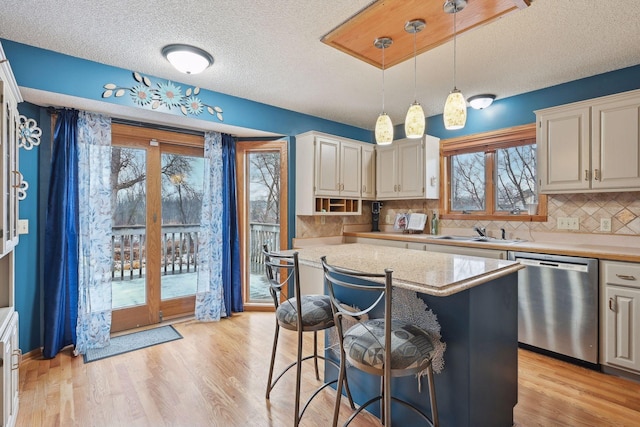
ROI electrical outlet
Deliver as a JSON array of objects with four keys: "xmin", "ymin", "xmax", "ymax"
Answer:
[
  {"xmin": 557, "ymin": 217, "xmax": 568, "ymax": 229},
  {"xmin": 385, "ymin": 215, "xmax": 391, "ymax": 224},
  {"xmin": 320, "ymin": 215, "xmax": 326, "ymax": 225},
  {"xmin": 17, "ymin": 219, "xmax": 29, "ymax": 234},
  {"xmin": 557, "ymin": 217, "xmax": 579, "ymax": 230},
  {"xmin": 601, "ymin": 217, "xmax": 612, "ymax": 232},
  {"xmin": 567, "ymin": 217, "xmax": 579, "ymax": 230}
]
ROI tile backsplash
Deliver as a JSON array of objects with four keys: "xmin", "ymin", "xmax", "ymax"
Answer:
[{"xmin": 295, "ymin": 192, "xmax": 640, "ymax": 238}]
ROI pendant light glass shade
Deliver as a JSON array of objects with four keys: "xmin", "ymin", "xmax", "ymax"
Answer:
[
  {"xmin": 375, "ymin": 113, "xmax": 394, "ymax": 145},
  {"xmin": 443, "ymin": 0, "xmax": 467, "ymax": 130},
  {"xmin": 443, "ymin": 89, "xmax": 467, "ymax": 130},
  {"xmin": 405, "ymin": 102, "xmax": 425, "ymax": 138},
  {"xmin": 404, "ymin": 19, "xmax": 426, "ymax": 139},
  {"xmin": 374, "ymin": 37, "xmax": 393, "ymax": 145}
]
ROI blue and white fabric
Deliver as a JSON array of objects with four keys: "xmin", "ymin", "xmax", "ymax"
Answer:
[
  {"xmin": 195, "ymin": 131, "xmax": 226, "ymax": 320},
  {"xmin": 75, "ymin": 111, "xmax": 113, "ymax": 354}
]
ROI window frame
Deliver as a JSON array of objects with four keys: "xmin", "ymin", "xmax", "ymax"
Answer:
[{"xmin": 440, "ymin": 123, "xmax": 547, "ymax": 222}]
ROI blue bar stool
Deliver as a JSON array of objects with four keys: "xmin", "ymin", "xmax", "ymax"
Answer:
[
  {"xmin": 263, "ymin": 246, "xmax": 354, "ymax": 426},
  {"xmin": 321, "ymin": 256, "xmax": 439, "ymax": 427}
]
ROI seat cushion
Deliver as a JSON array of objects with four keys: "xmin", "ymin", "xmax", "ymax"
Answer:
[
  {"xmin": 343, "ymin": 319, "xmax": 435, "ymax": 373},
  {"xmin": 276, "ymin": 295, "xmax": 334, "ymax": 331}
]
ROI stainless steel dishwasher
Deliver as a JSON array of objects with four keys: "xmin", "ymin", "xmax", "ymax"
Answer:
[{"xmin": 508, "ymin": 251, "xmax": 599, "ymax": 364}]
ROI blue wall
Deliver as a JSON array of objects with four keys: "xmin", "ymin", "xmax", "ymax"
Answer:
[{"xmin": 5, "ymin": 37, "xmax": 640, "ymax": 353}]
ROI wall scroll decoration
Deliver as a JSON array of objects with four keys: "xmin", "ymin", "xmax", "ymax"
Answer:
[
  {"xmin": 13, "ymin": 171, "xmax": 30, "ymax": 200},
  {"xmin": 102, "ymin": 72, "xmax": 224, "ymax": 121},
  {"xmin": 18, "ymin": 115, "xmax": 42, "ymax": 149}
]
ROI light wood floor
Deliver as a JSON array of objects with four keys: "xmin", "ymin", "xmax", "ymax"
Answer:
[{"xmin": 17, "ymin": 312, "xmax": 640, "ymax": 427}]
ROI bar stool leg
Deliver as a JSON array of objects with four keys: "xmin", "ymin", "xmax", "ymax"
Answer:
[
  {"xmin": 313, "ymin": 331, "xmax": 320, "ymax": 380},
  {"xmin": 427, "ymin": 365, "xmax": 439, "ymax": 427},
  {"xmin": 266, "ymin": 322, "xmax": 280, "ymax": 399},
  {"xmin": 294, "ymin": 327, "xmax": 303, "ymax": 427}
]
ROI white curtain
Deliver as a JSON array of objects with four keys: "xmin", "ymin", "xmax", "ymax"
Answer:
[
  {"xmin": 75, "ymin": 111, "xmax": 113, "ymax": 354},
  {"xmin": 195, "ymin": 131, "xmax": 226, "ymax": 320}
]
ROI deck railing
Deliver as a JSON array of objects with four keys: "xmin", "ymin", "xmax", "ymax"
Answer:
[{"xmin": 111, "ymin": 222, "xmax": 280, "ymax": 280}]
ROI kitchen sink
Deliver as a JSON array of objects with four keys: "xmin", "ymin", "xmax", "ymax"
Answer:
[{"xmin": 432, "ymin": 235, "xmax": 526, "ymax": 244}]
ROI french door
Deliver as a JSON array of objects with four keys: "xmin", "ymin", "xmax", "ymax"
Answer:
[
  {"xmin": 111, "ymin": 124, "xmax": 204, "ymax": 331},
  {"xmin": 236, "ymin": 140, "xmax": 288, "ymax": 309}
]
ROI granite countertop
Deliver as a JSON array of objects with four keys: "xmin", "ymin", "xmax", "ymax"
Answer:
[
  {"xmin": 342, "ymin": 231, "xmax": 640, "ymax": 263},
  {"xmin": 294, "ymin": 243, "xmax": 523, "ymax": 297}
]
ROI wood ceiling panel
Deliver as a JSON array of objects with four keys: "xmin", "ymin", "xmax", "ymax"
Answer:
[{"xmin": 322, "ymin": 0, "xmax": 530, "ymax": 69}]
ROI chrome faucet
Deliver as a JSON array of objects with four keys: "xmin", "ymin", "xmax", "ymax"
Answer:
[{"xmin": 473, "ymin": 226, "xmax": 486, "ymax": 237}]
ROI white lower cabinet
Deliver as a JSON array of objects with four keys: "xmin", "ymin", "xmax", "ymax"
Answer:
[
  {"xmin": 0, "ymin": 311, "xmax": 18, "ymax": 427},
  {"xmin": 602, "ymin": 260, "xmax": 640, "ymax": 373}
]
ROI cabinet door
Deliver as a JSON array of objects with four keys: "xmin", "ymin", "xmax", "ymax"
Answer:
[
  {"xmin": 339, "ymin": 140, "xmax": 361, "ymax": 197},
  {"xmin": 0, "ymin": 80, "xmax": 6, "ymax": 255},
  {"xmin": 397, "ymin": 139, "xmax": 424, "ymax": 198},
  {"xmin": 605, "ymin": 286, "xmax": 640, "ymax": 372},
  {"xmin": 315, "ymin": 136, "xmax": 340, "ymax": 196},
  {"xmin": 537, "ymin": 106, "xmax": 591, "ymax": 193},
  {"xmin": 361, "ymin": 144, "xmax": 376, "ymax": 199},
  {"xmin": 375, "ymin": 144, "xmax": 397, "ymax": 199},
  {"xmin": 592, "ymin": 96, "xmax": 640, "ymax": 190}
]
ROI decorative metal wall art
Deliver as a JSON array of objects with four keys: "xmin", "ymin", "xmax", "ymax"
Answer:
[
  {"xmin": 102, "ymin": 72, "xmax": 224, "ymax": 121},
  {"xmin": 18, "ymin": 115, "xmax": 42, "ymax": 149}
]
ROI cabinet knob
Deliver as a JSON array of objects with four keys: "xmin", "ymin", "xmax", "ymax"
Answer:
[{"xmin": 608, "ymin": 298, "xmax": 616, "ymax": 312}]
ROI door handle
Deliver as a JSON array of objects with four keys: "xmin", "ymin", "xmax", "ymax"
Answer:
[
  {"xmin": 585, "ymin": 170, "xmax": 590, "ymax": 181},
  {"xmin": 608, "ymin": 298, "xmax": 616, "ymax": 312},
  {"xmin": 594, "ymin": 169, "xmax": 600, "ymax": 181},
  {"xmin": 616, "ymin": 273, "xmax": 636, "ymax": 281}
]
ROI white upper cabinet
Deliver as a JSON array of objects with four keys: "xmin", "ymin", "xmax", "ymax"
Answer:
[
  {"xmin": 361, "ymin": 143, "xmax": 376, "ymax": 200},
  {"xmin": 296, "ymin": 131, "xmax": 368, "ymax": 215},
  {"xmin": 313, "ymin": 134, "xmax": 361, "ymax": 198},
  {"xmin": 375, "ymin": 135, "xmax": 439, "ymax": 200},
  {"xmin": 591, "ymin": 94, "xmax": 640, "ymax": 190},
  {"xmin": 536, "ymin": 89, "xmax": 640, "ymax": 193}
]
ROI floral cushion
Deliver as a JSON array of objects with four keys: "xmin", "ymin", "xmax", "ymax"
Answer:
[
  {"xmin": 343, "ymin": 319, "xmax": 435, "ymax": 372},
  {"xmin": 276, "ymin": 295, "xmax": 334, "ymax": 331}
]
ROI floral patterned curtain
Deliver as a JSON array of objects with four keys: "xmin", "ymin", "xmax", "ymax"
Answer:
[
  {"xmin": 75, "ymin": 112, "xmax": 113, "ymax": 354},
  {"xmin": 195, "ymin": 131, "xmax": 226, "ymax": 320}
]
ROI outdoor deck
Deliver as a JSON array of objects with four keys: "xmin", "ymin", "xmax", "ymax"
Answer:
[{"xmin": 111, "ymin": 222, "xmax": 277, "ymax": 309}]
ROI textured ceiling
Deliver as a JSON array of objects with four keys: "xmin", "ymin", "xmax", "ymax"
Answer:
[{"xmin": 1, "ymin": 0, "xmax": 640, "ymax": 136}]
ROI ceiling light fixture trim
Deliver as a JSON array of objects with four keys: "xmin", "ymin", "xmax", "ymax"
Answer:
[
  {"xmin": 162, "ymin": 44, "xmax": 214, "ymax": 74},
  {"xmin": 468, "ymin": 94, "xmax": 496, "ymax": 109},
  {"xmin": 404, "ymin": 19, "xmax": 426, "ymax": 139}
]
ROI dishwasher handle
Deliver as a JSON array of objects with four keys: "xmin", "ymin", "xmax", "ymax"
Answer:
[{"xmin": 516, "ymin": 257, "xmax": 589, "ymax": 273}]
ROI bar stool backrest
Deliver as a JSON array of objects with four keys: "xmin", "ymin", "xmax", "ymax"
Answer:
[{"xmin": 262, "ymin": 244, "xmax": 302, "ymax": 317}]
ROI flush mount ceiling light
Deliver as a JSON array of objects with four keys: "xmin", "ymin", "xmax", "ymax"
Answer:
[
  {"xmin": 468, "ymin": 94, "xmax": 496, "ymax": 109},
  {"xmin": 374, "ymin": 37, "xmax": 394, "ymax": 145},
  {"xmin": 404, "ymin": 19, "xmax": 427, "ymax": 139},
  {"xmin": 162, "ymin": 44, "xmax": 214, "ymax": 74},
  {"xmin": 443, "ymin": 0, "xmax": 467, "ymax": 130}
]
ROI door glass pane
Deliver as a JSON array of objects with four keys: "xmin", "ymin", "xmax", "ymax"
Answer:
[
  {"xmin": 495, "ymin": 144, "xmax": 537, "ymax": 212},
  {"xmin": 450, "ymin": 152, "xmax": 485, "ymax": 211},
  {"xmin": 111, "ymin": 146, "xmax": 147, "ymax": 309},
  {"xmin": 248, "ymin": 151, "xmax": 280, "ymax": 302},
  {"xmin": 160, "ymin": 153, "xmax": 204, "ymax": 301}
]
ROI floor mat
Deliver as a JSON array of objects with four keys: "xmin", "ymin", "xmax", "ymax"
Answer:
[{"xmin": 83, "ymin": 325, "xmax": 182, "ymax": 363}]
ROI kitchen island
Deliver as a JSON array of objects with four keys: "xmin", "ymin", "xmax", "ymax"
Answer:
[{"xmin": 295, "ymin": 243, "xmax": 523, "ymax": 427}]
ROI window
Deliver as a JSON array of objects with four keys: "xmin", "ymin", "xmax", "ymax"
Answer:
[{"xmin": 441, "ymin": 124, "xmax": 546, "ymax": 220}]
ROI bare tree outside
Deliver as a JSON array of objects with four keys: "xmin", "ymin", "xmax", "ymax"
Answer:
[
  {"xmin": 249, "ymin": 152, "xmax": 280, "ymax": 224},
  {"xmin": 451, "ymin": 152, "xmax": 485, "ymax": 211},
  {"xmin": 450, "ymin": 143, "xmax": 537, "ymax": 213},
  {"xmin": 496, "ymin": 145, "xmax": 537, "ymax": 211}
]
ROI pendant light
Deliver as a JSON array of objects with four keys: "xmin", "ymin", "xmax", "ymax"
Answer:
[
  {"xmin": 374, "ymin": 37, "xmax": 394, "ymax": 145},
  {"xmin": 404, "ymin": 19, "xmax": 426, "ymax": 139},
  {"xmin": 443, "ymin": 0, "xmax": 467, "ymax": 130}
]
